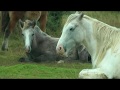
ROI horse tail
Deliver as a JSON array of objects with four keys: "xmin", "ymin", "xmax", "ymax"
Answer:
[{"xmin": 1, "ymin": 11, "xmax": 10, "ymax": 32}]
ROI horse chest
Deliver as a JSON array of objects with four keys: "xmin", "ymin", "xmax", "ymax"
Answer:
[{"xmin": 96, "ymin": 48, "xmax": 120, "ymax": 78}]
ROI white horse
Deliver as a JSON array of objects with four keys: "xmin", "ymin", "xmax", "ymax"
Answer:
[{"xmin": 56, "ymin": 12, "xmax": 120, "ymax": 79}]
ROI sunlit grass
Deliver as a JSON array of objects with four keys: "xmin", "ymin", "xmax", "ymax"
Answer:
[{"xmin": 0, "ymin": 63, "xmax": 91, "ymax": 79}]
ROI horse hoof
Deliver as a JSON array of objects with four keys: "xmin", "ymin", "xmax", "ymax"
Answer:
[{"xmin": 1, "ymin": 46, "xmax": 8, "ymax": 51}]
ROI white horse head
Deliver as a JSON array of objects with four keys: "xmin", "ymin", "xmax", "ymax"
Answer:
[{"xmin": 56, "ymin": 12, "xmax": 86, "ymax": 57}]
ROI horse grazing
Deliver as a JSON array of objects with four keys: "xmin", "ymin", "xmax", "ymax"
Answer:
[
  {"xmin": 56, "ymin": 11, "xmax": 120, "ymax": 79},
  {"xmin": 18, "ymin": 19, "xmax": 90, "ymax": 63},
  {"xmin": 1, "ymin": 11, "xmax": 48, "ymax": 51}
]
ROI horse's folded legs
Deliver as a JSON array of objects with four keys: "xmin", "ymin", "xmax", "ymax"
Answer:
[
  {"xmin": 18, "ymin": 57, "xmax": 26, "ymax": 62},
  {"xmin": 18, "ymin": 57, "xmax": 31, "ymax": 62},
  {"xmin": 79, "ymin": 68, "xmax": 107, "ymax": 79},
  {"xmin": 1, "ymin": 26, "xmax": 10, "ymax": 51}
]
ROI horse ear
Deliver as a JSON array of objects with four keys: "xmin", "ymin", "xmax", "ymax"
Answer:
[
  {"xmin": 19, "ymin": 19, "xmax": 24, "ymax": 30},
  {"xmin": 31, "ymin": 20, "xmax": 37, "ymax": 28},
  {"xmin": 75, "ymin": 11, "xmax": 80, "ymax": 14},
  {"xmin": 78, "ymin": 12, "xmax": 84, "ymax": 20}
]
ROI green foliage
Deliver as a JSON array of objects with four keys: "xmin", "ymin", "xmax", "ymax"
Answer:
[
  {"xmin": 46, "ymin": 11, "xmax": 75, "ymax": 37},
  {"xmin": 46, "ymin": 11, "xmax": 63, "ymax": 37},
  {"xmin": 47, "ymin": 11, "xmax": 64, "ymax": 31}
]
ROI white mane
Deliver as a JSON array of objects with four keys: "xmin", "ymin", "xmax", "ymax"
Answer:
[
  {"xmin": 57, "ymin": 12, "xmax": 120, "ymax": 78},
  {"xmin": 65, "ymin": 13, "xmax": 80, "ymax": 26},
  {"xmin": 84, "ymin": 15, "xmax": 120, "ymax": 66}
]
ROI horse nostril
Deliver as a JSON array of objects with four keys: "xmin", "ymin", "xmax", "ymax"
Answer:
[
  {"xmin": 56, "ymin": 44, "xmax": 65, "ymax": 54},
  {"xmin": 25, "ymin": 46, "xmax": 31, "ymax": 53},
  {"xmin": 60, "ymin": 47, "xmax": 61, "ymax": 50}
]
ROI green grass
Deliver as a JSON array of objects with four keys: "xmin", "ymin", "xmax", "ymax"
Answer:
[
  {"xmin": 0, "ymin": 63, "xmax": 91, "ymax": 79},
  {"xmin": 0, "ymin": 11, "xmax": 120, "ymax": 79}
]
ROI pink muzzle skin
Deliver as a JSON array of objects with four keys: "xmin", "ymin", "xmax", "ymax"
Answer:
[
  {"xmin": 56, "ymin": 44, "xmax": 65, "ymax": 55},
  {"xmin": 56, "ymin": 44, "xmax": 68, "ymax": 57}
]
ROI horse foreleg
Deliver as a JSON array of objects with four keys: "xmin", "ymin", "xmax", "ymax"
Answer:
[
  {"xmin": 34, "ymin": 51, "xmax": 56, "ymax": 62},
  {"xmin": 79, "ymin": 68, "xmax": 108, "ymax": 79},
  {"xmin": 39, "ymin": 11, "xmax": 48, "ymax": 32},
  {"xmin": 1, "ymin": 23, "xmax": 11, "ymax": 51},
  {"xmin": 19, "ymin": 53, "xmax": 34, "ymax": 62},
  {"xmin": 1, "ymin": 19, "xmax": 18, "ymax": 51}
]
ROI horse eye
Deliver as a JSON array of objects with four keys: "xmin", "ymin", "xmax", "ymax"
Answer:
[
  {"xmin": 32, "ymin": 34, "xmax": 34, "ymax": 36},
  {"xmin": 70, "ymin": 27, "xmax": 74, "ymax": 31}
]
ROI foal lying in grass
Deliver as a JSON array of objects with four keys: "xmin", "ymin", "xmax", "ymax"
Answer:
[{"xmin": 18, "ymin": 19, "xmax": 90, "ymax": 63}]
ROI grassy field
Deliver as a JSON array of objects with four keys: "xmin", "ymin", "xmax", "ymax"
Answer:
[
  {"xmin": 0, "ymin": 11, "xmax": 120, "ymax": 79},
  {"xmin": 0, "ymin": 62, "xmax": 91, "ymax": 79}
]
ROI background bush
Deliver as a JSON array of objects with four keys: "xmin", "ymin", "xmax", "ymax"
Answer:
[{"xmin": 46, "ymin": 11, "xmax": 75, "ymax": 37}]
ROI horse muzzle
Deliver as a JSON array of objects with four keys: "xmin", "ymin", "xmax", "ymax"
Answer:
[
  {"xmin": 56, "ymin": 44, "xmax": 68, "ymax": 57},
  {"xmin": 25, "ymin": 46, "xmax": 31, "ymax": 53}
]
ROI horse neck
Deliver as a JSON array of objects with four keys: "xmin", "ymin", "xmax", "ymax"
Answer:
[
  {"xmin": 31, "ymin": 33, "xmax": 37, "ymax": 49},
  {"xmin": 34, "ymin": 28, "xmax": 51, "ymax": 44},
  {"xmin": 81, "ymin": 18, "xmax": 97, "ymax": 65},
  {"xmin": 31, "ymin": 28, "xmax": 43, "ymax": 48}
]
